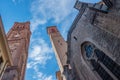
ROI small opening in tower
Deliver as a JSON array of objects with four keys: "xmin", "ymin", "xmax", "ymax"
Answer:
[
  {"xmin": 0, "ymin": 56, "xmax": 3, "ymax": 66},
  {"xmin": 74, "ymin": 36, "xmax": 77, "ymax": 41},
  {"xmin": 51, "ymin": 28, "xmax": 56, "ymax": 33},
  {"xmin": 58, "ymin": 40, "xmax": 60, "ymax": 43},
  {"xmin": 17, "ymin": 26, "xmax": 19, "ymax": 28}
]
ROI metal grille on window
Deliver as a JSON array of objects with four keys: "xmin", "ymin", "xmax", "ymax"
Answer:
[
  {"xmin": 90, "ymin": 59, "xmax": 113, "ymax": 80},
  {"xmin": 94, "ymin": 49, "xmax": 120, "ymax": 79}
]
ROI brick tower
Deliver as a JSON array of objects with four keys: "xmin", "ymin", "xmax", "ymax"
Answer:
[
  {"xmin": 47, "ymin": 26, "xmax": 67, "ymax": 80},
  {"xmin": 2, "ymin": 22, "xmax": 31, "ymax": 80}
]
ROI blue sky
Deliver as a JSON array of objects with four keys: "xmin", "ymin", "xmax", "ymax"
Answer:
[{"xmin": 0, "ymin": 0, "xmax": 100, "ymax": 80}]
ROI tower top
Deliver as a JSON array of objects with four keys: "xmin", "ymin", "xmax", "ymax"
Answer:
[
  {"xmin": 47, "ymin": 26, "xmax": 58, "ymax": 35},
  {"xmin": 12, "ymin": 21, "xmax": 30, "ymax": 30},
  {"xmin": 14, "ymin": 21, "xmax": 30, "ymax": 25}
]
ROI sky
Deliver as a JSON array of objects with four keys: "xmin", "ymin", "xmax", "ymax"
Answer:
[{"xmin": 0, "ymin": 0, "xmax": 100, "ymax": 80}]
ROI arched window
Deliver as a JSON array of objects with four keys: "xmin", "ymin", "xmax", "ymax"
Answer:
[
  {"xmin": 82, "ymin": 43, "xmax": 95, "ymax": 60},
  {"xmin": 82, "ymin": 42, "xmax": 120, "ymax": 80}
]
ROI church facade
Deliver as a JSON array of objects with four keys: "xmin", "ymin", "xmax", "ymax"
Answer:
[{"xmin": 67, "ymin": 0, "xmax": 120, "ymax": 80}]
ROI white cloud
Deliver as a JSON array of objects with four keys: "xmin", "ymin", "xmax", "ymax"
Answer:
[
  {"xmin": 36, "ymin": 73, "xmax": 54, "ymax": 80},
  {"xmin": 32, "ymin": 65, "xmax": 55, "ymax": 80},
  {"xmin": 31, "ymin": 18, "xmax": 47, "ymax": 32},
  {"xmin": 30, "ymin": 0, "xmax": 76, "ymax": 32},
  {"xmin": 26, "ymin": 37, "xmax": 55, "ymax": 80},
  {"xmin": 12, "ymin": 0, "xmax": 16, "ymax": 4},
  {"xmin": 44, "ymin": 76, "xmax": 54, "ymax": 80},
  {"xmin": 12, "ymin": 0, "xmax": 15, "ymax": 3},
  {"xmin": 12, "ymin": 0, "xmax": 23, "ymax": 4},
  {"xmin": 27, "ymin": 38, "xmax": 53, "ymax": 69}
]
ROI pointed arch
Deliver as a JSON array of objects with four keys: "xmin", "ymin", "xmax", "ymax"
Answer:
[{"xmin": 81, "ymin": 41, "xmax": 120, "ymax": 80}]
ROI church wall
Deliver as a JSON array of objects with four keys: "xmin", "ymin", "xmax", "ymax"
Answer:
[{"xmin": 68, "ymin": 1, "xmax": 120, "ymax": 80}]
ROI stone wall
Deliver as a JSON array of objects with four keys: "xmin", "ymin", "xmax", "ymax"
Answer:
[{"xmin": 67, "ymin": 0, "xmax": 120, "ymax": 80}]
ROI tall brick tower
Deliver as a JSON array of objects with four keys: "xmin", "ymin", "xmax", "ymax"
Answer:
[
  {"xmin": 47, "ymin": 26, "xmax": 67, "ymax": 80},
  {"xmin": 2, "ymin": 22, "xmax": 31, "ymax": 80}
]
